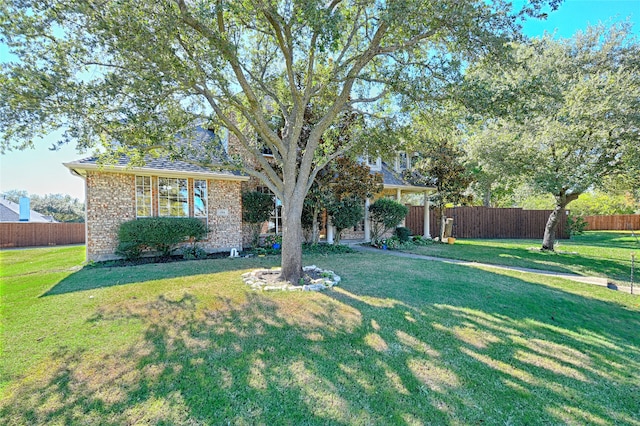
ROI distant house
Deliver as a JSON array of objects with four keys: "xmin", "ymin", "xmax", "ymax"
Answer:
[
  {"xmin": 0, "ymin": 198, "xmax": 57, "ymax": 223},
  {"xmin": 65, "ymin": 126, "xmax": 433, "ymax": 261}
]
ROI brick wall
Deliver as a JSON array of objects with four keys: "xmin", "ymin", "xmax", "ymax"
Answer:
[
  {"xmin": 85, "ymin": 171, "xmax": 244, "ymax": 261},
  {"xmin": 86, "ymin": 171, "xmax": 136, "ymax": 261},
  {"xmin": 204, "ymin": 180, "xmax": 243, "ymax": 251}
]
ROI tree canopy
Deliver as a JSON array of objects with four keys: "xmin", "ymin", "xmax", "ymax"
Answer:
[
  {"xmin": 464, "ymin": 23, "xmax": 640, "ymax": 249},
  {"xmin": 1, "ymin": 0, "xmax": 560, "ymax": 281}
]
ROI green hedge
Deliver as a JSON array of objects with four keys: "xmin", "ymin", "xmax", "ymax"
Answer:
[{"xmin": 116, "ymin": 217, "xmax": 209, "ymax": 259}]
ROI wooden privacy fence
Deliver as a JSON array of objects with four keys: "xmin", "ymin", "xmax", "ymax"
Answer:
[
  {"xmin": 405, "ymin": 206, "xmax": 569, "ymax": 239},
  {"xmin": 0, "ymin": 223, "xmax": 85, "ymax": 248},
  {"xmin": 583, "ymin": 214, "xmax": 640, "ymax": 231}
]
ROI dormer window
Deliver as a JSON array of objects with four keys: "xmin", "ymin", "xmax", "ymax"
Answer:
[
  {"xmin": 365, "ymin": 155, "xmax": 382, "ymax": 171},
  {"xmin": 395, "ymin": 151, "xmax": 409, "ymax": 172}
]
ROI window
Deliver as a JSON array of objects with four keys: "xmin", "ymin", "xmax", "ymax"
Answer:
[
  {"xmin": 193, "ymin": 179, "xmax": 208, "ymax": 218},
  {"xmin": 365, "ymin": 154, "xmax": 382, "ymax": 171},
  {"xmin": 135, "ymin": 176, "xmax": 152, "ymax": 217},
  {"xmin": 258, "ymin": 186, "xmax": 282, "ymax": 234},
  {"xmin": 158, "ymin": 177, "xmax": 189, "ymax": 217},
  {"xmin": 396, "ymin": 151, "xmax": 409, "ymax": 172}
]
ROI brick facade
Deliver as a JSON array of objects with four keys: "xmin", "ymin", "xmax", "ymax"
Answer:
[
  {"xmin": 84, "ymin": 171, "xmax": 244, "ymax": 261},
  {"xmin": 85, "ymin": 171, "xmax": 136, "ymax": 261},
  {"xmin": 204, "ymin": 180, "xmax": 243, "ymax": 251}
]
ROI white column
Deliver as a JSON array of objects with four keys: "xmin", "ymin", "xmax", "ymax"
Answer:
[
  {"xmin": 327, "ymin": 217, "xmax": 334, "ymax": 244},
  {"xmin": 423, "ymin": 192, "xmax": 431, "ymax": 239},
  {"xmin": 364, "ymin": 198, "xmax": 371, "ymax": 242},
  {"xmin": 397, "ymin": 188, "xmax": 405, "ymax": 227}
]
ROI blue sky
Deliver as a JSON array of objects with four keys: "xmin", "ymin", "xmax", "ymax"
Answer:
[{"xmin": 1, "ymin": 0, "xmax": 639, "ymax": 201}]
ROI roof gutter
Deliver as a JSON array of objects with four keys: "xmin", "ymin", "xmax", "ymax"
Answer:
[
  {"xmin": 383, "ymin": 184, "xmax": 437, "ymax": 193},
  {"xmin": 63, "ymin": 162, "xmax": 250, "ymax": 182}
]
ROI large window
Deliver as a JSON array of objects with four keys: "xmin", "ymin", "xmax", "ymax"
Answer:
[
  {"xmin": 193, "ymin": 179, "xmax": 208, "ymax": 218},
  {"xmin": 158, "ymin": 177, "xmax": 189, "ymax": 217},
  {"xmin": 135, "ymin": 176, "xmax": 152, "ymax": 217}
]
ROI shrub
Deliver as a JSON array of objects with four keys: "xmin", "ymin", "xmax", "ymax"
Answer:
[
  {"xmin": 369, "ymin": 198, "xmax": 409, "ymax": 241},
  {"xmin": 180, "ymin": 244, "xmax": 208, "ymax": 260},
  {"xmin": 116, "ymin": 217, "xmax": 208, "ymax": 259},
  {"xmin": 302, "ymin": 243, "xmax": 355, "ymax": 254},
  {"xmin": 328, "ymin": 196, "xmax": 364, "ymax": 244},
  {"xmin": 242, "ymin": 191, "xmax": 274, "ymax": 247},
  {"xmin": 394, "ymin": 226, "xmax": 412, "ymax": 242},
  {"xmin": 566, "ymin": 214, "xmax": 588, "ymax": 237},
  {"xmin": 264, "ymin": 234, "xmax": 282, "ymax": 249},
  {"xmin": 412, "ymin": 235, "xmax": 433, "ymax": 246}
]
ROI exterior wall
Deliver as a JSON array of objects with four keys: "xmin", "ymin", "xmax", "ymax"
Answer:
[
  {"xmin": 85, "ymin": 171, "xmax": 244, "ymax": 261},
  {"xmin": 340, "ymin": 226, "xmax": 365, "ymax": 241},
  {"xmin": 203, "ymin": 179, "xmax": 243, "ymax": 251},
  {"xmin": 85, "ymin": 172, "xmax": 136, "ymax": 261}
]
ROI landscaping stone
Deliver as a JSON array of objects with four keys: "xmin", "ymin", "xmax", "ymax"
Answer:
[{"xmin": 242, "ymin": 266, "xmax": 340, "ymax": 291}]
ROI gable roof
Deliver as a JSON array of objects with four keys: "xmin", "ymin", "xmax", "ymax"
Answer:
[
  {"xmin": 0, "ymin": 198, "xmax": 57, "ymax": 223},
  {"xmin": 64, "ymin": 127, "xmax": 249, "ymax": 181}
]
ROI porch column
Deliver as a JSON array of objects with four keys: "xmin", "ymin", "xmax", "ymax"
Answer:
[
  {"xmin": 327, "ymin": 216, "xmax": 334, "ymax": 244},
  {"xmin": 364, "ymin": 198, "xmax": 371, "ymax": 242},
  {"xmin": 397, "ymin": 188, "xmax": 405, "ymax": 227},
  {"xmin": 423, "ymin": 192, "xmax": 431, "ymax": 239}
]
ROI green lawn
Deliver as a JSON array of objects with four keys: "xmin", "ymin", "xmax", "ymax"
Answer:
[
  {"xmin": 403, "ymin": 231, "xmax": 639, "ymax": 286},
  {"xmin": 1, "ymin": 244, "xmax": 639, "ymax": 425}
]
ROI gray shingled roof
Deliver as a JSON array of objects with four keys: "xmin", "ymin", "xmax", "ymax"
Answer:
[
  {"xmin": 379, "ymin": 162, "xmax": 408, "ymax": 186},
  {"xmin": 66, "ymin": 127, "xmax": 244, "ymax": 178}
]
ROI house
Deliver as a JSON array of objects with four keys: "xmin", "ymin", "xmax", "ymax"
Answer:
[
  {"xmin": 65, "ymin": 127, "xmax": 433, "ymax": 261},
  {"xmin": 0, "ymin": 198, "xmax": 57, "ymax": 223}
]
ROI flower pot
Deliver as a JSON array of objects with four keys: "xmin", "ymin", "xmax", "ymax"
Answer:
[
  {"xmin": 272, "ymin": 243, "xmax": 281, "ymax": 250},
  {"xmin": 382, "ymin": 244, "xmax": 388, "ymax": 250},
  {"xmin": 448, "ymin": 237, "xmax": 456, "ymax": 245}
]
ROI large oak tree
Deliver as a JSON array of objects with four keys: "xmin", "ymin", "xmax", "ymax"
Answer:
[
  {"xmin": 465, "ymin": 24, "xmax": 640, "ymax": 250},
  {"xmin": 1, "ymin": 0, "xmax": 558, "ymax": 282}
]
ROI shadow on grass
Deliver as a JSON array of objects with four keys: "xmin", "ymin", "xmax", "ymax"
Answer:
[
  {"xmin": 42, "ymin": 255, "xmax": 283, "ymax": 296},
  {"xmin": 409, "ymin": 240, "xmax": 634, "ymax": 283},
  {"xmin": 4, "ymin": 252, "xmax": 639, "ymax": 424},
  {"xmin": 568, "ymin": 232, "xmax": 640, "ymax": 250}
]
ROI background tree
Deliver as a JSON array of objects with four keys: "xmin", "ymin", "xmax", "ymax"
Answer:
[
  {"xmin": 408, "ymin": 141, "xmax": 474, "ymax": 240},
  {"xmin": 1, "ymin": 190, "xmax": 85, "ymax": 222},
  {"xmin": 0, "ymin": 0, "xmax": 559, "ymax": 282},
  {"xmin": 465, "ymin": 24, "xmax": 640, "ymax": 250},
  {"xmin": 304, "ymin": 156, "xmax": 383, "ymax": 244}
]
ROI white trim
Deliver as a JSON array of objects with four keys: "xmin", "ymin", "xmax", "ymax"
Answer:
[
  {"xmin": 383, "ymin": 184, "xmax": 436, "ymax": 193},
  {"xmin": 395, "ymin": 151, "xmax": 410, "ymax": 173},
  {"xmin": 135, "ymin": 175, "xmax": 153, "ymax": 218},
  {"xmin": 63, "ymin": 162, "xmax": 250, "ymax": 182}
]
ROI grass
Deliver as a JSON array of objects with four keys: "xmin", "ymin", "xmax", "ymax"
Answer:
[
  {"xmin": 1, "ymin": 243, "xmax": 639, "ymax": 425},
  {"xmin": 403, "ymin": 231, "xmax": 639, "ymax": 286}
]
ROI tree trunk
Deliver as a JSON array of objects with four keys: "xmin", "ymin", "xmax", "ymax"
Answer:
[
  {"xmin": 483, "ymin": 188, "xmax": 491, "ymax": 207},
  {"xmin": 334, "ymin": 228, "xmax": 342, "ymax": 245},
  {"xmin": 280, "ymin": 196, "xmax": 304, "ymax": 284},
  {"xmin": 541, "ymin": 204, "xmax": 563, "ymax": 251},
  {"xmin": 312, "ymin": 206, "xmax": 320, "ymax": 244},
  {"xmin": 542, "ymin": 192, "xmax": 579, "ymax": 251},
  {"xmin": 438, "ymin": 206, "xmax": 447, "ymax": 241}
]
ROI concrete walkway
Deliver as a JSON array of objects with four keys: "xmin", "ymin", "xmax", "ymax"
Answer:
[{"xmin": 352, "ymin": 245, "xmax": 635, "ymax": 294}]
